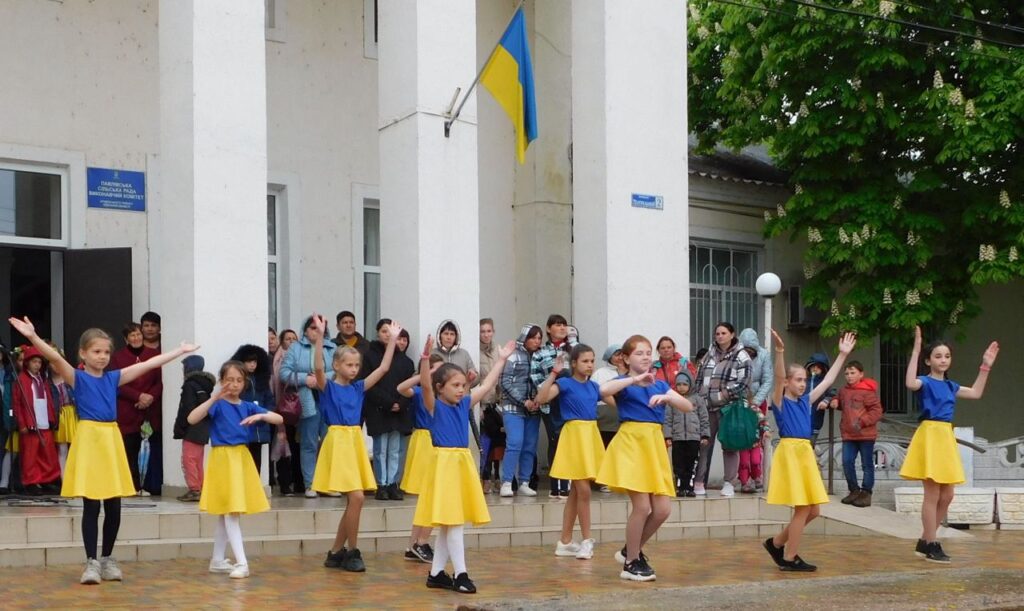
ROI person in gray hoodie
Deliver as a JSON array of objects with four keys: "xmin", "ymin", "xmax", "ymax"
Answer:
[
  {"xmin": 664, "ymin": 370, "xmax": 710, "ymax": 496},
  {"xmin": 497, "ymin": 324, "xmax": 543, "ymax": 498},
  {"xmin": 740, "ymin": 329, "xmax": 774, "ymax": 492},
  {"xmin": 431, "ymin": 319, "xmax": 478, "ymax": 382}
]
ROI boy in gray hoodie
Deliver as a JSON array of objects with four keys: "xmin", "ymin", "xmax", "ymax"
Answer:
[{"xmin": 664, "ymin": 370, "xmax": 710, "ymax": 497}]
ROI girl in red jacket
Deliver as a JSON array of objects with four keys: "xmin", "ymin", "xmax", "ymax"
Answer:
[{"xmin": 11, "ymin": 346, "xmax": 61, "ymax": 493}]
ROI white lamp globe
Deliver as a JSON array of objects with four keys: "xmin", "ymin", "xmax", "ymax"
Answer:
[{"xmin": 756, "ymin": 272, "xmax": 782, "ymax": 297}]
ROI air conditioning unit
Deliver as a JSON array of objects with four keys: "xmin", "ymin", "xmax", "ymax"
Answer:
[{"xmin": 788, "ymin": 285, "xmax": 827, "ymax": 329}]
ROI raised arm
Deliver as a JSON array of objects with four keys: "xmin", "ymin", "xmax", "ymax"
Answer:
[
  {"xmin": 470, "ymin": 340, "xmax": 515, "ymax": 406},
  {"xmin": 119, "ymin": 342, "xmax": 199, "ymax": 386},
  {"xmin": 535, "ymin": 359, "xmax": 564, "ymax": 405},
  {"xmin": 8, "ymin": 317, "xmax": 76, "ymax": 385},
  {"xmin": 770, "ymin": 329, "xmax": 786, "ymax": 408},
  {"xmin": 419, "ymin": 336, "xmax": 435, "ymax": 415},
  {"xmin": 957, "ymin": 341, "xmax": 999, "ymax": 400},
  {"xmin": 600, "ymin": 371, "xmax": 654, "ymax": 401},
  {"xmin": 241, "ymin": 409, "xmax": 284, "ymax": 427},
  {"xmin": 187, "ymin": 386, "xmax": 221, "ymax": 424},
  {"xmin": 363, "ymin": 321, "xmax": 401, "ymax": 391},
  {"xmin": 809, "ymin": 332, "xmax": 857, "ymax": 405},
  {"xmin": 310, "ymin": 314, "xmax": 328, "ymax": 390},
  {"xmin": 905, "ymin": 326, "xmax": 923, "ymax": 392}
]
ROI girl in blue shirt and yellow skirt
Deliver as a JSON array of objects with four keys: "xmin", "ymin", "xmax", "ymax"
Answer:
[
  {"xmin": 189, "ymin": 361, "xmax": 283, "ymax": 579},
  {"xmin": 596, "ymin": 335, "xmax": 693, "ymax": 582},
  {"xmin": 764, "ymin": 330, "xmax": 856, "ymax": 573},
  {"xmin": 900, "ymin": 326, "xmax": 998, "ymax": 564}
]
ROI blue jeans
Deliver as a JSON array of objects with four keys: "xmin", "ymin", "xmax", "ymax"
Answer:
[
  {"xmin": 394, "ymin": 433, "xmax": 410, "ymax": 484},
  {"xmin": 373, "ymin": 431, "xmax": 401, "ymax": 486},
  {"xmin": 501, "ymin": 412, "xmax": 540, "ymax": 484},
  {"xmin": 297, "ymin": 415, "xmax": 322, "ymax": 490},
  {"xmin": 842, "ymin": 439, "xmax": 875, "ymax": 492}
]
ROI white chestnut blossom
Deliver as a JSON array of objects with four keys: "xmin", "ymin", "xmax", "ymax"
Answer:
[
  {"xmin": 808, "ymin": 227, "xmax": 823, "ymax": 243},
  {"xmin": 882, "ymin": 288, "xmax": 893, "ymax": 305},
  {"xmin": 831, "ymin": 299, "xmax": 840, "ymax": 316},
  {"xmin": 879, "ymin": 1, "xmax": 896, "ymax": 18},
  {"xmin": 839, "ymin": 227, "xmax": 850, "ymax": 244},
  {"xmin": 933, "ymin": 71, "xmax": 944, "ymax": 89},
  {"xmin": 1000, "ymin": 190, "xmax": 1010, "ymax": 209},
  {"xmin": 905, "ymin": 289, "xmax": 920, "ymax": 306}
]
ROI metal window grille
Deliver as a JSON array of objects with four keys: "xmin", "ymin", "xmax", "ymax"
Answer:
[{"xmin": 689, "ymin": 244, "xmax": 759, "ymax": 356}]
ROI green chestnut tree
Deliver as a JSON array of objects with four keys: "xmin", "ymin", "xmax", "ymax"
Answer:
[{"xmin": 688, "ymin": 1, "xmax": 1024, "ymax": 340}]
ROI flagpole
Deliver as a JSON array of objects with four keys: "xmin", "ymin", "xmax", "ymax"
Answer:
[{"xmin": 444, "ymin": 0, "xmax": 526, "ymax": 138}]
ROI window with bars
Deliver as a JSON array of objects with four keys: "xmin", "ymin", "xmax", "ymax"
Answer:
[
  {"xmin": 879, "ymin": 339, "xmax": 913, "ymax": 414},
  {"xmin": 689, "ymin": 244, "xmax": 759, "ymax": 356}
]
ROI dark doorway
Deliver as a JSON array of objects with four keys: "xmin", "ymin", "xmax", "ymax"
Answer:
[
  {"xmin": 63, "ymin": 248, "xmax": 132, "ymax": 362},
  {"xmin": 0, "ymin": 247, "xmax": 53, "ymax": 350}
]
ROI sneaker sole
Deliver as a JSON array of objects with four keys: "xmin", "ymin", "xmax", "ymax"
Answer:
[
  {"xmin": 405, "ymin": 553, "xmax": 431, "ymax": 563},
  {"xmin": 925, "ymin": 557, "xmax": 951, "ymax": 564},
  {"xmin": 619, "ymin": 570, "xmax": 656, "ymax": 582},
  {"xmin": 80, "ymin": 577, "xmax": 100, "ymax": 585},
  {"xmin": 426, "ymin": 581, "xmax": 454, "ymax": 590},
  {"xmin": 209, "ymin": 568, "xmax": 235, "ymax": 573},
  {"xmin": 575, "ymin": 553, "xmax": 593, "ymax": 560},
  {"xmin": 101, "ymin": 574, "xmax": 123, "ymax": 581},
  {"xmin": 914, "ymin": 551, "xmax": 927, "ymax": 558},
  {"xmin": 779, "ymin": 566, "xmax": 817, "ymax": 572}
]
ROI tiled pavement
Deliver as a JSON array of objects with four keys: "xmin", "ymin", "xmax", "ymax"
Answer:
[{"xmin": 5, "ymin": 530, "xmax": 1023, "ymax": 609}]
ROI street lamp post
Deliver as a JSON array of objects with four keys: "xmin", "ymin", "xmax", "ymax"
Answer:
[{"xmin": 755, "ymin": 273, "xmax": 782, "ymax": 485}]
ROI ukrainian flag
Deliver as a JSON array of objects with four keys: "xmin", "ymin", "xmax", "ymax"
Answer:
[{"xmin": 480, "ymin": 8, "xmax": 538, "ymax": 164}]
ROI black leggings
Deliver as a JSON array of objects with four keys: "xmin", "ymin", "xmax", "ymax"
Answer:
[{"xmin": 82, "ymin": 498, "xmax": 122, "ymax": 560}]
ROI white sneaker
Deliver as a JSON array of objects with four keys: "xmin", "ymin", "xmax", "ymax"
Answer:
[
  {"xmin": 518, "ymin": 483, "xmax": 537, "ymax": 497},
  {"xmin": 80, "ymin": 558, "xmax": 101, "ymax": 585},
  {"xmin": 576, "ymin": 538, "xmax": 595, "ymax": 560},
  {"xmin": 229, "ymin": 563, "xmax": 250, "ymax": 579},
  {"xmin": 499, "ymin": 482, "xmax": 514, "ymax": 497},
  {"xmin": 99, "ymin": 556, "xmax": 122, "ymax": 581},
  {"xmin": 554, "ymin": 540, "xmax": 581, "ymax": 557},
  {"xmin": 599, "ymin": 485, "xmax": 611, "ymax": 493},
  {"xmin": 137, "ymin": 489, "xmax": 151, "ymax": 497},
  {"xmin": 323, "ymin": 491, "xmax": 342, "ymax": 498},
  {"xmin": 694, "ymin": 483, "xmax": 706, "ymax": 496},
  {"xmin": 209, "ymin": 558, "xmax": 235, "ymax": 573},
  {"xmin": 304, "ymin": 489, "xmax": 317, "ymax": 498},
  {"xmin": 721, "ymin": 482, "xmax": 735, "ymax": 497}
]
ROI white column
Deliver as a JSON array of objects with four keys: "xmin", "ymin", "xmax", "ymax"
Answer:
[
  {"xmin": 155, "ymin": 0, "xmax": 268, "ymax": 489},
  {"xmin": 378, "ymin": 1, "xmax": 480, "ymax": 358},
  {"xmin": 570, "ymin": 0, "xmax": 688, "ymax": 350}
]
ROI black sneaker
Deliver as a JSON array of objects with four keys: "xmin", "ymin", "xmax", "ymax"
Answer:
[
  {"xmin": 342, "ymin": 548, "xmax": 366, "ymax": 572},
  {"xmin": 925, "ymin": 541, "xmax": 951, "ymax": 564},
  {"xmin": 840, "ymin": 489, "xmax": 860, "ymax": 504},
  {"xmin": 374, "ymin": 488, "xmax": 388, "ymax": 501},
  {"xmin": 914, "ymin": 538, "xmax": 928, "ymax": 558},
  {"xmin": 388, "ymin": 484, "xmax": 404, "ymax": 501},
  {"xmin": 620, "ymin": 557, "xmax": 656, "ymax": 582},
  {"xmin": 409, "ymin": 542, "xmax": 433, "ymax": 563},
  {"xmin": 453, "ymin": 572, "xmax": 477, "ymax": 593},
  {"xmin": 426, "ymin": 570, "xmax": 454, "ymax": 590},
  {"xmin": 324, "ymin": 548, "xmax": 347, "ymax": 568},
  {"xmin": 559, "ymin": 489, "xmax": 569, "ymax": 498},
  {"xmin": 614, "ymin": 546, "xmax": 649, "ymax": 564},
  {"xmin": 780, "ymin": 556, "xmax": 817, "ymax": 572},
  {"xmin": 763, "ymin": 537, "xmax": 786, "ymax": 567}
]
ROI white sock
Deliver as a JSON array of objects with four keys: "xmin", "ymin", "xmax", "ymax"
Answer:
[
  {"xmin": 224, "ymin": 513, "xmax": 247, "ymax": 566},
  {"xmin": 430, "ymin": 526, "xmax": 450, "ymax": 576},
  {"xmin": 447, "ymin": 525, "xmax": 466, "ymax": 575},
  {"xmin": 58, "ymin": 444, "xmax": 69, "ymax": 474},
  {"xmin": 0, "ymin": 453, "xmax": 10, "ymax": 488},
  {"xmin": 213, "ymin": 516, "xmax": 228, "ymax": 562}
]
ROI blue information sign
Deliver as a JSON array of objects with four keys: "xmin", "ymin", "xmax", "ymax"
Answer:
[
  {"xmin": 631, "ymin": 193, "xmax": 663, "ymax": 210},
  {"xmin": 87, "ymin": 167, "xmax": 146, "ymax": 212}
]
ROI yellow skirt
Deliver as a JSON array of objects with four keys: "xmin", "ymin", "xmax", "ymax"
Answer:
[
  {"xmin": 5, "ymin": 431, "xmax": 18, "ymax": 453},
  {"xmin": 595, "ymin": 422, "xmax": 674, "ymax": 496},
  {"xmin": 899, "ymin": 420, "xmax": 965, "ymax": 484},
  {"xmin": 400, "ymin": 428, "xmax": 436, "ymax": 495},
  {"xmin": 61, "ymin": 421, "xmax": 135, "ymax": 500},
  {"xmin": 550, "ymin": 419, "xmax": 606, "ymax": 481},
  {"xmin": 200, "ymin": 445, "xmax": 269, "ymax": 515},
  {"xmin": 312, "ymin": 425, "xmax": 377, "ymax": 493},
  {"xmin": 766, "ymin": 438, "xmax": 828, "ymax": 506},
  {"xmin": 55, "ymin": 405, "xmax": 78, "ymax": 444},
  {"xmin": 414, "ymin": 448, "xmax": 490, "ymax": 527}
]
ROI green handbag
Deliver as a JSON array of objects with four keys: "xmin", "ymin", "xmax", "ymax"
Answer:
[{"xmin": 717, "ymin": 400, "xmax": 759, "ymax": 451}]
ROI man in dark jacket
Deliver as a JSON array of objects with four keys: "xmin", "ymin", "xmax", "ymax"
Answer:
[
  {"xmin": 334, "ymin": 310, "xmax": 371, "ymax": 360},
  {"xmin": 173, "ymin": 355, "xmax": 214, "ymax": 501},
  {"xmin": 362, "ymin": 319, "xmax": 415, "ymax": 500}
]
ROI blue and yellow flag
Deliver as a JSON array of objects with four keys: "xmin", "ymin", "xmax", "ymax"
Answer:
[{"xmin": 480, "ymin": 8, "xmax": 538, "ymax": 164}]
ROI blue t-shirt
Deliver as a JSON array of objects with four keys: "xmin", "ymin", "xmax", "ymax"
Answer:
[
  {"xmin": 918, "ymin": 376, "xmax": 960, "ymax": 423},
  {"xmin": 615, "ymin": 379, "xmax": 671, "ymax": 424},
  {"xmin": 771, "ymin": 395, "xmax": 813, "ymax": 439},
  {"xmin": 431, "ymin": 396, "xmax": 470, "ymax": 448},
  {"xmin": 74, "ymin": 369, "xmax": 121, "ymax": 422},
  {"xmin": 556, "ymin": 377, "xmax": 599, "ymax": 421},
  {"xmin": 320, "ymin": 379, "xmax": 365, "ymax": 427},
  {"xmin": 208, "ymin": 399, "xmax": 267, "ymax": 446},
  {"xmin": 411, "ymin": 387, "xmax": 432, "ymax": 430}
]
